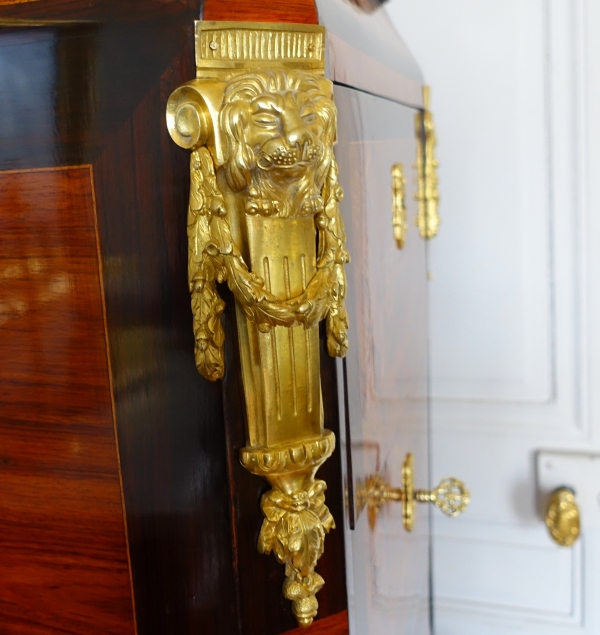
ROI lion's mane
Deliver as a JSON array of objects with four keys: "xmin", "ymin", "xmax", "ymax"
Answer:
[{"xmin": 219, "ymin": 70, "xmax": 336, "ymax": 216}]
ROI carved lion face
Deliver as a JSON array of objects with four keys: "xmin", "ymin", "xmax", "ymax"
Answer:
[{"xmin": 220, "ymin": 70, "xmax": 336, "ymax": 216}]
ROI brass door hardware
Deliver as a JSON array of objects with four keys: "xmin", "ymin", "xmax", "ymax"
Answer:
[
  {"xmin": 166, "ymin": 21, "xmax": 349, "ymax": 628},
  {"xmin": 391, "ymin": 163, "xmax": 407, "ymax": 249},
  {"xmin": 545, "ymin": 487, "xmax": 581, "ymax": 547},
  {"xmin": 415, "ymin": 86, "xmax": 440, "ymax": 240},
  {"xmin": 365, "ymin": 453, "xmax": 470, "ymax": 531}
]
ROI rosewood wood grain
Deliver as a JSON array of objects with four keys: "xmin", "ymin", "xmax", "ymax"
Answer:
[
  {"xmin": 0, "ymin": 166, "xmax": 136, "ymax": 635},
  {"xmin": 0, "ymin": 20, "xmax": 199, "ymax": 171},
  {"xmin": 0, "ymin": 19, "xmax": 241, "ymax": 635},
  {"xmin": 91, "ymin": 29, "xmax": 241, "ymax": 635},
  {"xmin": 202, "ymin": 0, "xmax": 318, "ymax": 24},
  {"xmin": 282, "ymin": 610, "xmax": 349, "ymax": 635}
]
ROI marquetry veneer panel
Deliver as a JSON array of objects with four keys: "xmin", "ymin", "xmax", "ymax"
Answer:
[{"xmin": 0, "ymin": 166, "xmax": 135, "ymax": 634}]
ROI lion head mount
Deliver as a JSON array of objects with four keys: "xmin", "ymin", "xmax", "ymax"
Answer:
[
  {"xmin": 179, "ymin": 66, "xmax": 348, "ymax": 382},
  {"xmin": 220, "ymin": 69, "xmax": 336, "ymax": 218}
]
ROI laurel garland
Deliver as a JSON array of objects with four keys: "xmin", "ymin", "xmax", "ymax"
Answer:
[{"xmin": 187, "ymin": 148, "xmax": 349, "ymax": 381}]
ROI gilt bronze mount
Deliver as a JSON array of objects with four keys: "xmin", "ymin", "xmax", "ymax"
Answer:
[
  {"xmin": 415, "ymin": 86, "xmax": 440, "ymax": 239},
  {"xmin": 545, "ymin": 487, "xmax": 580, "ymax": 547},
  {"xmin": 391, "ymin": 162, "xmax": 407, "ymax": 249},
  {"xmin": 166, "ymin": 21, "xmax": 349, "ymax": 627}
]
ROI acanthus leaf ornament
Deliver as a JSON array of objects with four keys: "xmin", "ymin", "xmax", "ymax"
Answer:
[
  {"xmin": 258, "ymin": 480, "xmax": 334, "ymax": 626},
  {"xmin": 168, "ymin": 22, "xmax": 349, "ymax": 627}
]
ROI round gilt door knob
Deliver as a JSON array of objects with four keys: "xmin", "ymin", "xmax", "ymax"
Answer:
[{"xmin": 545, "ymin": 487, "xmax": 580, "ymax": 547}]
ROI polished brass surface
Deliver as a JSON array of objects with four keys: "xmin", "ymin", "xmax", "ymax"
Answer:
[
  {"xmin": 365, "ymin": 453, "xmax": 469, "ymax": 531},
  {"xmin": 415, "ymin": 86, "xmax": 440, "ymax": 240},
  {"xmin": 391, "ymin": 163, "xmax": 407, "ymax": 249},
  {"xmin": 167, "ymin": 21, "xmax": 349, "ymax": 627},
  {"xmin": 194, "ymin": 21, "xmax": 325, "ymax": 71},
  {"xmin": 545, "ymin": 487, "xmax": 581, "ymax": 547}
]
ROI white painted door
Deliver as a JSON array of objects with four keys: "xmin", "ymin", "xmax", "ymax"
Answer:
[
  {"xmin": 385, "ymin": 1, "xmax": 600, "ymax": 633},
  {"xmin": 334, "ymin": 85, "xmax": 431, "ymax": 635}
]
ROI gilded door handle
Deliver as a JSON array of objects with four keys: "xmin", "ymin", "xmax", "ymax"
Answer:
[
  {"xmin": 545, "ymin": 487, "xmax": 580, "ymax": 547},
  {"xmin": 391, "ymin": 163, "xmax": 407, "ymax": 249},
  {"xmin": 365, "ymin": 453, "xmax": 470, "ymax": 531}
]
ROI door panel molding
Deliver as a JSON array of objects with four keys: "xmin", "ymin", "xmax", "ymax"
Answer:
[
  {"xmin": 434, "ymin": 526, "xmax": 582, "ymax": 627},
  {"xmin": 391, "ymin": 0, "xmax": 586, "ymax": 431},
  {"xmin": 388, "ymin": 1, "xmax": 599, "ymax": 632}
]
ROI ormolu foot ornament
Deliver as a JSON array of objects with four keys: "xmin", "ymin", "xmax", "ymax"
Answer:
[{"xmin": 166, "ymin": 21, "xmax": 349, "ymax": 627}]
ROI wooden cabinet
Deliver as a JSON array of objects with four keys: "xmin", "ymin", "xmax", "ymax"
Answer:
[
  {"xmin": 0, "ymin": 3, "xmax": 346, "ymax": 634},
  {"xmin": 0, "ymin": 1, "xmax": 429, "ymax": 633}
]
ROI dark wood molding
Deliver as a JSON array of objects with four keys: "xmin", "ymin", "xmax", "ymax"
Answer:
[{"xmin": 0, "ymin": 0, "xmax": 199, "ymax": 22}]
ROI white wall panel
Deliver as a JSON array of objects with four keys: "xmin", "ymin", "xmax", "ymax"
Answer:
[
  {"xmin": 389, "ymin": 0, "xmax": 554, "ymax": 405},
  {"xmin": 386, "ymin": 0, "xmax": 600, "ymax": 632},
  {"xmin": 396, "ymin": 0, "xmax": 584, "ymax": 433}
]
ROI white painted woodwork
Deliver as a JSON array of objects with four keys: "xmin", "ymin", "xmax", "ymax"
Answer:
[{"xmin": 385, "ymin": 0, "xmax": 600, "ymax": 633}]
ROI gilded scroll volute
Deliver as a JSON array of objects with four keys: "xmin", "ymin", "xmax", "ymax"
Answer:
[{"xmin": 167, "ymin": 22, "xmax": 348, "ymax": 627}]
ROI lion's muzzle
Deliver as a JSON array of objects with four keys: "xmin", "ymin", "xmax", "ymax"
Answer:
[{"xmin": 257, "ymin": 142, "xmax": 323, "ymax": 171}]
